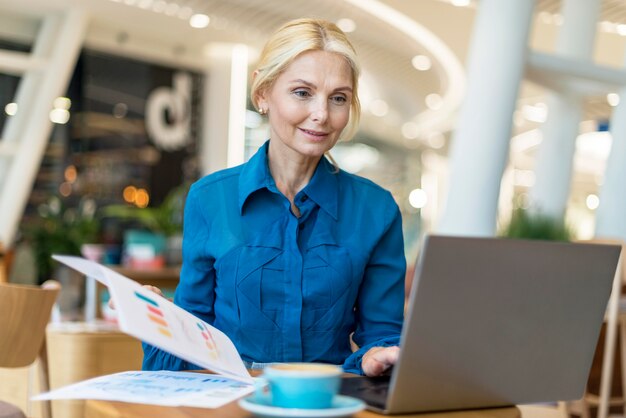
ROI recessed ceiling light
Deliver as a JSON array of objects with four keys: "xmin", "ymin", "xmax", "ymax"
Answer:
[
  {"xmin": 190, "ymin": 14, "xmax": 210, "ymax": 29},
  {"xmin": 402, "ymin": 121, "xmax": 420, "ymax": 139},
  {"xmin": 607, "ymin": 93, "xmax": 620, "ymax": 107},
  {"xmin": 49, "ymin": 108, "xmax": 70, "ymax": 124},
  {"xmin": 427, "ymin": 132, "xmax": 445, "ymax": 148},
  {"xmin": 408, "ymin": 189, "xmax": 428, "ymax": 209},
  {"xmin": 53, "ymin": 97, "xmax": 71, "ymax": 110},
  {"xmin": 586, "ymin": 194, "xmax": 600, "ymax": 210},
  {"xmin": 425, "ymin": 93, "xmax": 443, "ymax": 110},
  {"xmin": 4, "ymin": 102, "xmax": 17, "ymax": 116},
  {"xmin": 336, "ymin": 18, "xmax": 356, "ymax": 33},
  {"xmin": 411, "ymin": 55, "xmax": 431, "ymax": 71}
]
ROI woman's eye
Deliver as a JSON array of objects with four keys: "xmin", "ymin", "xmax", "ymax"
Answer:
[
  {"xmin": 293, "ymin": 89, "xmax": 311, "ymax": 98},
  {"xmin": 331, "ymin": 95, "xmax": 348, "ymax": 105}
]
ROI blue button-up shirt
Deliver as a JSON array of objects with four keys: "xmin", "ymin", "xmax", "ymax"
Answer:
[{"xmin": 143, "ymin": 141, "xmax": 405, "ymax": 374}]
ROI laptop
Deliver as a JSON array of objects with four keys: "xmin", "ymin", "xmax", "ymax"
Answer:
[{"xmin": 340, "ymin": 235, "xmax": 621, "ymax": 414}]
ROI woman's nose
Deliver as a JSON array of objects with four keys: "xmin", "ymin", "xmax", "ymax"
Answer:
[{"xmin": 310, "ymin": 99, "xmax": 329, "ymax": 123}]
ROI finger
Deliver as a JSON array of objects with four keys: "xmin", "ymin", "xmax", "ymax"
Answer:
[
  {"xmin": 143, "ymin": 285, "xmax": 164, "ymax": 297},
  {"xmin": 363, "ymin": 347, "xmax": 400, "ymax": 376}
]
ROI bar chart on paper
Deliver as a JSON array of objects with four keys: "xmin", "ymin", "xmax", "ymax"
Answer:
[{"xmin": 52, "ymin": 256, "xmax": 251, "ymax": 383}]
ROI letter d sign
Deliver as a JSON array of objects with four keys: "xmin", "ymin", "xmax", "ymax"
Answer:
[{"xmin": 145, "ymin": 72, "xmax": 192, "ymax": 151}]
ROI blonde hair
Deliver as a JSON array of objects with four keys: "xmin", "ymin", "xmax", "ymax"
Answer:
[{"xmin": 251, "ymin": 18, "xmax": 361, "ymax": 141}]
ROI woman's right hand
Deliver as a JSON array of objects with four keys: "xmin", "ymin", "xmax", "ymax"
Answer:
[{"xmin": 108, "ymin": 285, "xmax": 166, "ymax": 310}]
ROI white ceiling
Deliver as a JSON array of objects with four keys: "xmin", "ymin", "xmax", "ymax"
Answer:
[{"xmin": 1, "ymin": 0, "xmax": 626, "ymax": 151}]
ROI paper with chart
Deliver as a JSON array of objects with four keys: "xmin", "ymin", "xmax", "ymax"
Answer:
[
  {"xmin": 33, "ymin": 370, "xmax": 254, "ymax": 408},
  {"xmin": 52, "ymin": 255, "xmax": 252, "ymax": 384}
]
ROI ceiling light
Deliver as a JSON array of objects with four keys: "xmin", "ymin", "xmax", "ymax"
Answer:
[
  {"xmin": 450, "ymin": 0, "xmax": 470, "ymax": 6},
  {"xmin": 408, "ymin": 188, "xmax": 428, "ymax": 209},
  {"xmin": 402, "ymin": 122, "xmax": 419, "ymax": 139},
  {"xmin": 427, "ymin": 132, "xmax": 445, "ymax": 149},
  {"xmin": 4, "ymin": 102, "xmax": 17, "ymax": 116},
  {"xmin": 49, "ymin": 108, "xmax": 70, "ymax": 124},
  {"xmin": 113, "ymin": 103, "xmax": 128, "ymax": 118},
  {"xmin": 411, "ymin": 55, "xmax": 431, "ymax": 71},
  {"xmin": 521, "ymin": 103, "xmax": 547, "ymax": 123},
  {"xmin": 53, "ymin": 97, "xmax": 71, "ymax": 110},
  {"xmin": 617, "ymin": 24, "xmax": 626, "ymax": 36},
  {"xmin": 607, "ymin": 93, "xmax": 620, "ymax": 107},
  {"xmin": 336, "ymin": 18, "xmax": 356, "ymax": 33},
  {"xmin": 425, "ymin": 93, "xmax": 443, "ymax": 110},
  {"xmin": 190, "ymin": 14, "xmax": 210, "ymax": 29},
  {"xmin": 586, "ymin": 194, "xmax": 599, "ymax": 210}
]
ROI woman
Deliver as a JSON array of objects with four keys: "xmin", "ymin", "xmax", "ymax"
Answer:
[{"xmin": 143, "ymin": 18, "xmax": 405, "ymax": 377}]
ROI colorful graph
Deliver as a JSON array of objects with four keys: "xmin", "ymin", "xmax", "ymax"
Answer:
[
  {"xmin": 134, "ymin": 291, "xmax": 172, "ymax": 338},
  {"xmin": 197, "ymin": 321, "xmax": 219, "ymax": 360}
]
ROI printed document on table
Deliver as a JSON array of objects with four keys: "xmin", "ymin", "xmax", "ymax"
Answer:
[
  {"xmin": 52, "ymin": 255, "xmax": 252, "ymax": 384},
  {"xmin": 33, "ymin": 370, "xmax": 255, "ymax": 408}
]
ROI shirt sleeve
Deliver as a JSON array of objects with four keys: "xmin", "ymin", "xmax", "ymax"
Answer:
[
  {"xmin": 343, "ymin": 198, "xmax": 406, "ymax": 374},
  {"xmin": 142, "ymin": 185, "xmax": 217, "ymax": 371}
]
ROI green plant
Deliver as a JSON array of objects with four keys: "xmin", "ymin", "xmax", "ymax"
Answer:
[
  {"xmin": 500, "ymin": 208, "xmax": 573, "ymax": 242},
  {"xmin": 24, "ymin": 196, "xmax": 100, "ymax": 281},
  {"xmin": 101, "ymin": 184, "xmax": 188, "ymax": 237}
]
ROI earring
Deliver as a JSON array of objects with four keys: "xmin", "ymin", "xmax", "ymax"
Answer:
[{"xmin": 259, "ymin": 107, "xmax": 267, "ymax": 115}]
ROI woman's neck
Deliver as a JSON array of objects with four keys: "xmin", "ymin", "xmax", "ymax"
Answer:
[{"xmin": 267, "ymin": 141, "xmax": 321, "ymax": 208}]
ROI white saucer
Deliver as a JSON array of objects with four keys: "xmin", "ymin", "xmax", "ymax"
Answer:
[{"xmin": 238, "ymin": 395, "xmax": 366, "ymax": 418}]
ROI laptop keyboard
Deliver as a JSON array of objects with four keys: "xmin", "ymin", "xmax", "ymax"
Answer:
[{"xmin": 339, "ymin": 375, "xmax": 391, "ymax": 410}]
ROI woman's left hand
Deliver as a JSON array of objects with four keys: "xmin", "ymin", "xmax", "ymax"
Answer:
[{"xmin": 361, "ymin": 346, "xmax": 400, "ymax": 377}]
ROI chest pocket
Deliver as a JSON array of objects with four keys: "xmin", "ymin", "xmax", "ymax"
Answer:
[
  {"xmin": 232, "ymin": 246, "xmax": 285, "ymax": 331},
  {"xmin": 302, "ymin": 244, "xmax": 353, "ymax": 320}
]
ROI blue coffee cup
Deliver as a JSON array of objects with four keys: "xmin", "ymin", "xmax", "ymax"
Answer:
[{"xmin": 255, "ymin": 363, "xmax": 342, "ymax": 409}]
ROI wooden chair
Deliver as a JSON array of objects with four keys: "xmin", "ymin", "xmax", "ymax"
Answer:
[
  {"xmin": 0, "ymin": 243, "xmax": 7, "ymax": 284},
  {"xmin": 0, "ymin": 281, "xmax": 60, "ymax": 418}
]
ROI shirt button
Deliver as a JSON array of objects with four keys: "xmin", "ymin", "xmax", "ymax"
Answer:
[
  {"xmin": 300, "ymin": 195, "xmax": 308, "ymax": 202},
  {"xmin": 299, "ymin": 223, "xmax": 305, "ymax": 230}
]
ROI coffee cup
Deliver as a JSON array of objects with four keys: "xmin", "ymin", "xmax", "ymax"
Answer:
[{"xmin": 255, "ymin": 363, "xmax": 342, "ymax": 409}]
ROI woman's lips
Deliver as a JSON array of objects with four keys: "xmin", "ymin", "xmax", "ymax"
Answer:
[{"xmin": 299, "ymin": 128, "xmax": 328, "ymax": 138}]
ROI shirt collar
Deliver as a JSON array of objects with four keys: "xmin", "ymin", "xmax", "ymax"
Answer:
[
  {"xmin": 238, "ymin": 141, "xmax": 274, "ymax": 213},
  {"xmin": 302, "ymin": 157, "xmax": 338, "ymax": 220},
  {"xmin": 238, "ymin": 140, "xmax": 339, "ymax": 220}
]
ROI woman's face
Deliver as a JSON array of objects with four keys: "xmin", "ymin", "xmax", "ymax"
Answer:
[{"xmin": 259, "ymin": 50, "xmax": 353, "ymax": 160}]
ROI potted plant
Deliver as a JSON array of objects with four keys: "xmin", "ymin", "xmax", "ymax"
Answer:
[
  {"xmin": 24, "ymin": 196, "xmax": 100, "ymax": 282},
  {"xmin": 500, "ymin": 208, "xmax": 573, "ymax": 242},
  {"xmin": 102, "ymin": 184, "xmax": 188, "ymax": 266}
]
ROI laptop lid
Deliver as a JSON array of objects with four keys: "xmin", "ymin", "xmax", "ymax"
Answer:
[{"xmin": 384, "ymin": 235, "xmax": 620, "ymax": 414}]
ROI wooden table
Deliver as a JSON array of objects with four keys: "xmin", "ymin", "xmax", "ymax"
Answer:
[
  {"xmin": 47, "ymin": 322, "xmax": 143, "ymax": 418},
  {"xmin": 85, "ymin": 399, "xmax": 520, "ymax": 418}
]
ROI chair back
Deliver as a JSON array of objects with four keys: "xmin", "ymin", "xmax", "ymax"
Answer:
[{"xmin": 0, "ymin": 282, "xmax": 60, "ymax": 368}]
